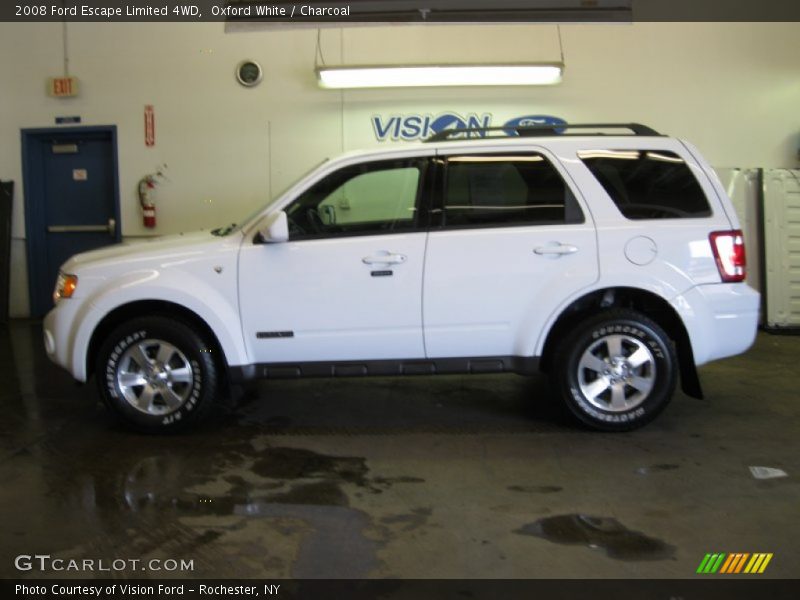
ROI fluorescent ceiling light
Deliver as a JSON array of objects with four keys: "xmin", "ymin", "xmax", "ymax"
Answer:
[{"xmin": 316, "ymin": 64, "xmax": 563, "ymax": 89}]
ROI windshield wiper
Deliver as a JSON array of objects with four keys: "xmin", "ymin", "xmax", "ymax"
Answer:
[{"xmin": 211, "ymin": 223, "xmax": 236, "ymax": 236}]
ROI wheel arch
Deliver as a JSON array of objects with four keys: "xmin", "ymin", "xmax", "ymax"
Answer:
[
  {"xmin": 86, "ymin": 300, "xmax": 230, "ymax": 384},
  {"xmin": 539, "ymin": 286, "xmax": 703, "ymax": 399}
]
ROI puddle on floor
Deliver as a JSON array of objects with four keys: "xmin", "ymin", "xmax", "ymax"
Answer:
[
  {"xmin": 635, "ymin": 464, "xmax": 681, "ymax": 475},
  {"xmin": 266, "ymin": 480, "xmax": 350, "ymax": 507},
  {"xmin": 380, "ymin": 507, "xmax": 433, "ymax": 532},
  {"xmin": 116, "ymin": 446, "xmax": 426, "ymax": 515},
  {"xmin": 507, "ymin": 485, "xmax": 563, "ymax": 494},
  {"xmin": 250, "ymin": 447, "xmax": 369, "ymax": 486},
  {"xmin": 515, "ymin": 514, "xmax": 676, "ymax": 561}
]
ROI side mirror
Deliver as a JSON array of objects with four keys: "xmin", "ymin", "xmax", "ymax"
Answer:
[{"xmin": 256, "ymin": 211, "xmax": 289, "ymax": 244}]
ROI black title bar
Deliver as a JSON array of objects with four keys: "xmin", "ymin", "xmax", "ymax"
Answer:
[
  {"xmin": 2, "ymin": 0, "xmax": 800, "ymax": 23},
  {"xmin": 3, "ymin": 579, "xmax": 800, "ymax": 600}
]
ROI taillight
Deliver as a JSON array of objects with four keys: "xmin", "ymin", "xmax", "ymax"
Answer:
[{"xmin": 709, "ymin": 230, "xmax": 746, "ymax": 283}]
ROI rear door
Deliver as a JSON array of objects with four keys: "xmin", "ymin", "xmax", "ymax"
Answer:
[{"xmin": 422, "ymin": 147, "xmax": 599, "ymax": 359}]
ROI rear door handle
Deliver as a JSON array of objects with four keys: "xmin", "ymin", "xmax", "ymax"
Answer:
[
  {"xmin": 362, "ymin": 252, "xmax": 407, "ymax": 265},
  {"xmin": 533, "ymin": 243, "xmax": 578, "ymax": 256}
]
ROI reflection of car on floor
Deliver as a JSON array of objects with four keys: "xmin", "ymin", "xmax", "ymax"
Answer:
[{"xmin": 44, "ymin": 123, "xmax": 759, "ymax": 432}]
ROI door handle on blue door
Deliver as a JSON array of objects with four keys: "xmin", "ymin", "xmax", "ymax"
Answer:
[
  {"xmin": 47, "ymin": 218, "xmax": 116, "ymax": 237},
  {"xmin": 533, "ymin": 243, "xmax": 578, "ymax": 257},
  {"xmin": 362, "ymin": 252, "xmax": 407, "ymax": 265}
]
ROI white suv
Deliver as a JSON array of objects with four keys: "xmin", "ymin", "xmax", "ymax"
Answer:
[{"xmin": 44, "ymin": 123, "xmax": 760, "ymax": 432}]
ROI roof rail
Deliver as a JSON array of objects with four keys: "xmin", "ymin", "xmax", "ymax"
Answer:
[{"xmin": 424, "ymin": 122, "xmax": 661, "ymax": 143}]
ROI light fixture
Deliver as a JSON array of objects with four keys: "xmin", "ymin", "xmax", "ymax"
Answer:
[{"xmin": 316, "ymin": 64, "xmax": 564, "ymax": 89}]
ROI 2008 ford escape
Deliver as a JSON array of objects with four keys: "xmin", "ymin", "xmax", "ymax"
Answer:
[{"xmin": 44, "ymin": 123, "xmax": 760, "ymax": 432}]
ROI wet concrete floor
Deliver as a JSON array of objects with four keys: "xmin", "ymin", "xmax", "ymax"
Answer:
[{"xmin": 1, "ymin": 321, "xmax": 799, "ymax": 578}]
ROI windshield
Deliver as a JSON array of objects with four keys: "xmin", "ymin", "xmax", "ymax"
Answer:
[{"xmin": 210, "ymin": 159, "xmax": 329, "ymax": 236}]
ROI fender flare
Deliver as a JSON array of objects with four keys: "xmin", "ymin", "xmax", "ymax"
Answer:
[{"xmin": 68, "ymin": 270, "xmax": 248, "ymax": 381}]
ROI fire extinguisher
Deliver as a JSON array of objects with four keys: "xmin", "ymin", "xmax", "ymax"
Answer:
[
  {"xmin": 138, "ymin": 175, "xmax": 157, "ymax": 228},
  {"xmin": 138, "ymin": 172, "xmax": 160, "ymax": 228}
]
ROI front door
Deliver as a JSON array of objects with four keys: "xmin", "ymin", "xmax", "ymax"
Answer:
[
  {"xmin": 238, "ymin": 157, "xmax": 431, "ymax": 365},
  {"xmin": 23, "ymin": 127, "xmax": 121, "ymax": 316}
]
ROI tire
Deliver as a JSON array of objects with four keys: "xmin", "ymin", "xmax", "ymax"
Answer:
[
  {"xmin": 95, "ymin": 317, "xmax": 219, "ymax": 433},
  {"xmin": 552, "ymin": 309, "xmax": 677, "ymax": 432}
]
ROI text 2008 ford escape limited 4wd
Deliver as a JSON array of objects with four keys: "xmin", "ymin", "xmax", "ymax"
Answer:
[{"xmin": 44, "ymin": 123, "xmax": 760, "ymax": 432}]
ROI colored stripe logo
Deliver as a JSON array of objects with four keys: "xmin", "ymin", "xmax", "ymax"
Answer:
[{"xmin": 697, "ymin": 553, "xmax": 773, "ymax": 574}]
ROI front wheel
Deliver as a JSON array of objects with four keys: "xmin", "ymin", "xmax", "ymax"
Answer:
[
  {"xmin": 552, "ymin": 309, "xmax": 677, "ymax": 431},
  {"xmin": 95, "ymin": 317, "xmax": 219, "ymax": 433}
]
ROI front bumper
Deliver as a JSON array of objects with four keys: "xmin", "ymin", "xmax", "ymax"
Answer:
[{"xmin": 43, "ymin": 299, "xmax": 88, "ymax": 381}]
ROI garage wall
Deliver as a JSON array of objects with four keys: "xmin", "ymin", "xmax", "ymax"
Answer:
[
  {"xmin": 764, "ymin": 169, "xmax": 800, "ymax": 328},
  {"xmin": 0, "ymin": 22, "xmax": 798, "ymax": 317}
]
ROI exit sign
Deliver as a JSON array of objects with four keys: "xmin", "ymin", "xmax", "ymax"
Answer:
[{"xmin": 47, "ymin": 77, "xmax": 79, "ymax": 98}]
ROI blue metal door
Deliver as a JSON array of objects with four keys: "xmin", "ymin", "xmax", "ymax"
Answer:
[{"xmin": 23, "ymin": 127, "xmax": 121, "ymax": 317}]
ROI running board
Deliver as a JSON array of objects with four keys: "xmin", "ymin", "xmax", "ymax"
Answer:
[{"xmin": 229, "ymin": 356, "xmax": 540, "ymax": 382}]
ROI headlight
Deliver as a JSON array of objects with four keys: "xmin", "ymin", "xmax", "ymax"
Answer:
[{"xmin": 53, "ymin": 273, "xmax": 78, "ymax": 303}]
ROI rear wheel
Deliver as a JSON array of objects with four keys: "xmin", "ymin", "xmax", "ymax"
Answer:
[
  {"xmin": 552, "ymin": 309, "xmax": 677, "ymax": 431},
  {"xmin": 95, "ymin": 317, "xmax": 219, "ymax": 432}
]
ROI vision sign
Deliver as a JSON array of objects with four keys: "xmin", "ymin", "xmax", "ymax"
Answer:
[{"xmin": 371, "ymin": 113, "xmax": 566, "ymax": 142}]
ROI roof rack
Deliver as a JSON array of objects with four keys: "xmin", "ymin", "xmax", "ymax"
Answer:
[{"xmin": 424, "ymin": 122, "xmax": 661, "ymax": 143}]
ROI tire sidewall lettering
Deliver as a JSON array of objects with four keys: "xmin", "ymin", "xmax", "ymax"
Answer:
[
  {"xmin": 105, "ymin": 330, "xmax": 147, "ymax": 400},
  {"xmin": 569, "ymin": 384, "xmax": 647, "ymax": 423},
  {"xmin": 590, "ymin": 324, "xmax": 665, "ymax": 359}
]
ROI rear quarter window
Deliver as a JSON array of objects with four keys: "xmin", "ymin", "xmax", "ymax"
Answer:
[{"xmin": 578, "ymin": 149, "xmax": 712, "ymax": 220}]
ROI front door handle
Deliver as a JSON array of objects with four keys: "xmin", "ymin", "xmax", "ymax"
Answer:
[
  {"xmin": 533, "ymin": 243, "xmax": 578, "ymax": 256},
  {"xmin": 362, "ymin": 252, "xmax": 407, "ymax": 265}
]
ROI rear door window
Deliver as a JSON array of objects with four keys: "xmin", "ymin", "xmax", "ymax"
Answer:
[{"xmin": 441, "ymin": 153, "xmax": 584, "ymax": 228}]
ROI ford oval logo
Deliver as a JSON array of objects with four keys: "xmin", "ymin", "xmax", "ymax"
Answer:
[{"xmin": 503, "ymin": 115, "xmax": 567, "ymax": 135}]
